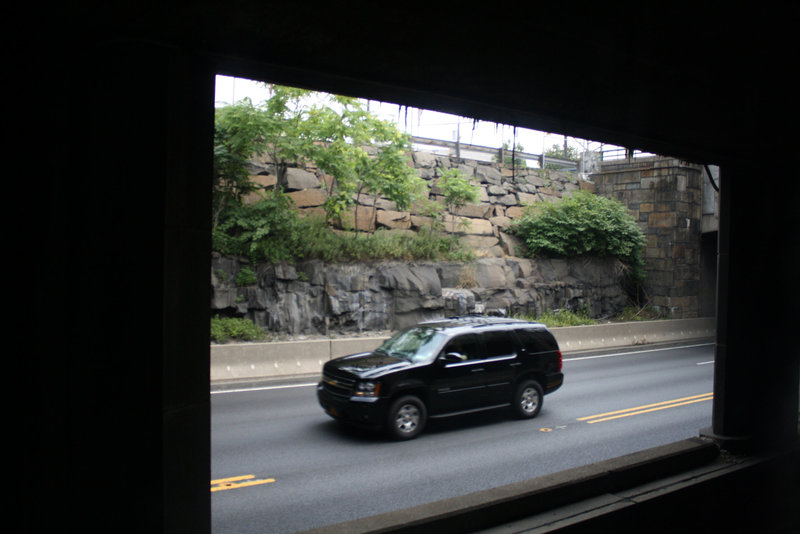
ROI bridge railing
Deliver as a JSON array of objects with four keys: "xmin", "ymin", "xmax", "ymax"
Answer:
[{"xmin": 409, "ymin": 135, "xmax": 578, "ymax": 171}]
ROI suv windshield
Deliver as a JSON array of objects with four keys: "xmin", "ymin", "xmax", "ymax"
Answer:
[{"xmin": 376, "ymin": 327, "xmax": 447, "ymax": 363}]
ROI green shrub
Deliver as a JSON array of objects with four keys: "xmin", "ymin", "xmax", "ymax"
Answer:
[
  {"xmin": 210, "ymin": 315, "xmax": 265, "ymax": 343},
  {"xmin": 510, "ymin": 191, "xmax": 646, "ymax": 284},
  {"xmin": 212, "ymin": 188, "xmax": 300, "ymax": 263},
  {"xmin": 520, "ymin": 309, "xmax": 598, "ymax": 327},
  {"xmin": 235, "ymin": 268, "xmax": 257, "ymax": 286}
]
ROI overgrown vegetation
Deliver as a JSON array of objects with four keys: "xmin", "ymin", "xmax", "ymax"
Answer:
[
  {"xmin": 210, "ymin": 315, "xmax": 266, "ymax": 343},
  {"xmin": 213, "ymin": 187, "xmax": 474, "ymax": 263},
  {"xmin": 510, "ymin": 191, "xmax": 646, "ymax": 287},
  {"xmin": 521, "ymin": 308, "xmax": 598, "ymax": 327},
  {"xmin": 212, "ymin": 85, "xmax": 477, "ymax": 263},
  {"xmin": 212, "ymin": 85, "xmax": 659, "ymax": 332}
]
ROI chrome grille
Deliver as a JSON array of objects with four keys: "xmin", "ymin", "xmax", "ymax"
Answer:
[{"xmin": 322, "ymin": 370, "xmax": 356, "ymax": 397}]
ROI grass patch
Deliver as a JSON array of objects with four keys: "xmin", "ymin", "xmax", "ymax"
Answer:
[
  {"xmin": 615, "ymin": 304, "xmax": 669, "ymax": 321},
  {"xmin": 519, "ymin": 309, "xmax": 598, "ymax": 327},
  {"xmin": 287, "ymin": 216, "xmax": 474, "ymax": 263}
]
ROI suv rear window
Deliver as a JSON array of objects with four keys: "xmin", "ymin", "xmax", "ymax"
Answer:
[
  {"xmin": 515, "ymin": 328, "xmax": 557, "ymax": 353},
  {"xmin": 483, "ymin": 330, "xmax": 517, "ymax": 358}
]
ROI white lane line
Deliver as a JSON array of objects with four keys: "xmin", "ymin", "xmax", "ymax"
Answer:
[
  {"xmin": 565, "ymin": 342, "xmax": 714, "ymax": 362},
  {"xmin": 696, "ymin": 361, "xmax": 714, "ymax": 365},
  {"xmin": 212, "ymin": 382, "xmax": 318, "ymax": 395}
]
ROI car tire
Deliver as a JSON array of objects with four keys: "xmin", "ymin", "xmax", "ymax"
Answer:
[
  {"xmin": 386, "ymin": 395, "xmax": 427, "ymax": 440},
  {"xmin": 513, "ymin": 379, "xmax": 543, "ymax": 419}
]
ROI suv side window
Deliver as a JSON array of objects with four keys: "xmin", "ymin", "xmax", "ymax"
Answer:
[
  {"xmin": 515, "ymin": 328, "xmax": 557, "ymax": 353},
  {"xmin": 482, "ymin": 330, "xmax": 517, "ymax": 358},
  {"xmin": 443, "ymin": 334, "xmax": 484, "ymax": 360}
]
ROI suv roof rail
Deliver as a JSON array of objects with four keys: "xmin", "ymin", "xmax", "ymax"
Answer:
[{"xmin": 421, "ymin": 315, "xmax": 544, "ymax": 328}]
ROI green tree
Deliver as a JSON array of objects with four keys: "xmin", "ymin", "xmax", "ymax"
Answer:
[
  {"xmin": 212, "ymin": 88, "xmax": 318, "ymax": 230},
  {"xmin": 213, "ymin": 84, "xmax": 436, "ymax": 259},
  {"xmin": 544, "ymin": 143, "xmax": 581, "ymax": 163},
  {"xmin": 311, "ymin": 96, "xmax": 427, "ymax": 233},
  {"xmin": 494, "ymin": 141, "xmax": 527, "ymax": 168},
  {"xmin": 438, "ymin": 168, "xmax": 479, "ymax": 235}
]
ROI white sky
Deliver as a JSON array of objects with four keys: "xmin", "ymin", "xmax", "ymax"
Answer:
[{"xmin": 214, "ymin": 75, "xmax": 625, "ymax": 163}]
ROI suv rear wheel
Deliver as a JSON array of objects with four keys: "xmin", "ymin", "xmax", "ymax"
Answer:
[
  {"xmin": 386, "ymin": 395, "xmax": 427, "ymax": 440},
  {"xmin": 513, "ymin": 379, "xmax": 543, "ymax": 419}
]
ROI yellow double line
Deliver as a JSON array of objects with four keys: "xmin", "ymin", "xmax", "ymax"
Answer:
[
  {"xmin": 578, "ymin": 392, "xmax": 713, "ymax": 424},
  {"xmin": 211, "ymin": 474, "xmax": 275, "ymax": 492}
]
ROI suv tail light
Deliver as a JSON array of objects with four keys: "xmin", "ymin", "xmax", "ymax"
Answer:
[{"xmin": 558, "ymin": 350, "xmax": 563, "ymax": 372}]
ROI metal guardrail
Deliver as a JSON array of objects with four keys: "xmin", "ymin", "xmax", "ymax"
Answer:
[
  {"xmin": 409, "ymin": 135, "xmax": 578, "ymax": 171},
  {"xmin": 599, "ymin": 147, "xmax": 656, "ymax": 161}
]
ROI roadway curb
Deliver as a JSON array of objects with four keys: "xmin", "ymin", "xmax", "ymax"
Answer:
[{"xmin": 210, "ymin": 318, "xmax": 715, "ymax": 383}]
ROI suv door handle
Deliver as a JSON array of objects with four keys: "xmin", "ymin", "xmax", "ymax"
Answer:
[{"xmin": 471, "ymin": 368, "xmax": 485, "ymax": 372}]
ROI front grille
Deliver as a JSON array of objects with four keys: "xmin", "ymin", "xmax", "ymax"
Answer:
[{"xmin": 322, "ymin": 370, "xmax": 356, "ymax": 398}]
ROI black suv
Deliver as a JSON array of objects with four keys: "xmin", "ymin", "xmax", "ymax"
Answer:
[{"xmin": 317, "ymin": 316, "xmax": 563, "ymax": 439}]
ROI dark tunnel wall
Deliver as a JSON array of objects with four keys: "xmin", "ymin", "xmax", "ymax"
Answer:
[{"xmin": 15, "ymin": 3, "xmax": 798, "ymax": 533}]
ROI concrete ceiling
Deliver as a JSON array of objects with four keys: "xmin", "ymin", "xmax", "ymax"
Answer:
[{"xmin": 56, "ymin": 3, "xmax": 795, "ymax": 166}]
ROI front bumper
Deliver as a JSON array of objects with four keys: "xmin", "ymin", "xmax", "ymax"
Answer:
[{"xmin": 317, "ymin": 382, "xmax": 388, "ymax": 427}]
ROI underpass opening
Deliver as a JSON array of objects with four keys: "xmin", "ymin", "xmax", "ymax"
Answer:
[{"xmin": 209, "ymin": 75, "xmax": 720, "ymax": 534}]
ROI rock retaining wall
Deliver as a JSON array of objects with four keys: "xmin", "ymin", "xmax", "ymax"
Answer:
[
  {"xmin": 245, "ymin": 150, "xmax": 596, "ymax": 258},
  {"xmin": 211, "ymin": 254, "xmax": 628, "ymax": 336}
]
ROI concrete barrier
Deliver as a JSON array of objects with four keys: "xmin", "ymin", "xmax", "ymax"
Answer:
[
  {"xmin": 551, "ymin": 317, "xmax": 716, "ymax": 353},
  {"xmin": 210, "ymin": 318, "xmax": 715, "ymax": 382}
]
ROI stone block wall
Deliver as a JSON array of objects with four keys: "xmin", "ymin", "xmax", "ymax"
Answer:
[
  {"xmin": 590, "ymin": 157, "xmax": 704, "ymax": 318},
  {"xmin": 244, "ymin": 150, "xmax": 594, "ymax": 258},
  {"xmin": 231, "ymin": 150, "xmax": 708, "ymax": 331}
]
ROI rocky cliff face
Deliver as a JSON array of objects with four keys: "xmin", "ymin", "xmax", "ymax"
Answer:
[{"xmin": 211, "ymin": 254, "xmax": 628, "ymax": 336}]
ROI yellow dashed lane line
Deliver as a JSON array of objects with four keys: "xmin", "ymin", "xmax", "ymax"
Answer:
[{"xmin": 211, "ymin": 475, "xmax": 275, "ymax": 492}]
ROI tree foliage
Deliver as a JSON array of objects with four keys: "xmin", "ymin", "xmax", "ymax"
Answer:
[
  {"xmin": 437, "ymin": 169, "xmax": 479, "ymax": 234},
  {"xmin": 544, "ymin": 143, "xmax": 581, "ymax": 163},
  {"xmin": 311, "ymin": 96, "xmax": 426, "ymax": 232},
  {"xmin": 510, "ymin": 191, "xmax": 646, "ymax": 283},
  {"xmin": 212, "ymin": 84, "xmax": 471, "ymax": 262},
  {"xmin": 212, "ymin": 187, "xmax": 300, "ymax": 263},
  {"xmin": 213, "ymin": 86, "xmax": 427, "ymax": 238}
]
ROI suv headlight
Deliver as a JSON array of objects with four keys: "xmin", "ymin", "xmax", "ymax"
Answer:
[{"xmin": 354, "ymin": 381, "xmax": 381, "ymax": 397}]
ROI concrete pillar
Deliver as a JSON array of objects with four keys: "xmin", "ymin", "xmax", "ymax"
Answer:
[
  {"xmin": 42, "ymin": 42, "xmax": 214, "ymax": 533},
  {"xmin": 703, "ymin": 162, "xmax": 799, "ymax": 453}
]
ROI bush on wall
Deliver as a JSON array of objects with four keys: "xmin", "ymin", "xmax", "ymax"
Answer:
[{"xmin": 510, "ymin": 191, "xmax": 646, "ymax": 284}]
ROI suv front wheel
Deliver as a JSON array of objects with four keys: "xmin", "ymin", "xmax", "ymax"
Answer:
[
  {"xmin": 386, "ymin": 395, "xmax": 427, "ymax": 440},
  {"xmin": 513, "ymin": 379, "xmax": 543, "ymax": 419}
]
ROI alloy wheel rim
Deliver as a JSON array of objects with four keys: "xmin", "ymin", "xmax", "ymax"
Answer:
[
  {"xmin": 521, "ymin": 387, "xmax": 540, "ymax": 414},
  {"xmin": 396, "ymin": 404, "xmax": 420, "ymax": 432}
]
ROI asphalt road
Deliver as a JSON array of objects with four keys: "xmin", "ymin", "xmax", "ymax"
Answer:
[{"xmin": 211, "ymin": 341, "xmax": 715, "ymax": 534}]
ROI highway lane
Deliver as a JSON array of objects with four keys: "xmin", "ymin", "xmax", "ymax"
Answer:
[{"xmin": 211, "ymin": 341, "xmax": 714, "ymax": 534}]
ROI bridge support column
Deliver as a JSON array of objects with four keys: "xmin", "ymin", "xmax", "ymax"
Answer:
[{"xmin": 702, "ymin": 162, "xmax": 799, "ymax": 453}]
